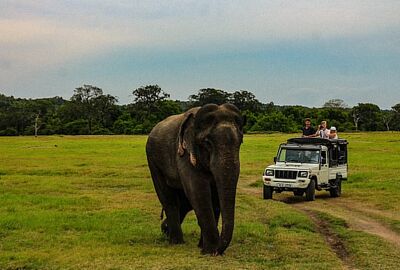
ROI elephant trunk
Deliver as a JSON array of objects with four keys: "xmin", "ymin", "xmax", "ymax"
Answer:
[{"xmin": 211, "ymin": 151, "xmax": 240, "ymax": 255}]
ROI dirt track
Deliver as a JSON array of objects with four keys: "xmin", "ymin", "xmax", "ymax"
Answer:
[
  {"xmin": 241, "ymin": 187, "xmax": 400, "ymax": 269},
  {"xmin": 282, "ymin": 194, "xmax": 400, "ymax": 248},
  {"xmin": 302, "ymin": 208, "xmax": 356, "ymax": 270}
]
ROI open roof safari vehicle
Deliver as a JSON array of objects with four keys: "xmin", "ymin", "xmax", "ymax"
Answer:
[{"xmin": 262, "ymin": 137, "xmax": 348, "ymax": 201}]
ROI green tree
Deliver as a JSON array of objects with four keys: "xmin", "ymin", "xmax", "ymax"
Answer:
[
  {"xmin": 281, "ymin": 106, "xmax": 310, "ymax": 127},
  {"xmin": 391, "ymin": 103, "xmax": 400, "ymax": 131},
  {"xmin": 323, "ymin": 99, "xmax": 348, "ymax": 109},
  {"xmin": 130, "ymin": 85, "xmax": 181, "ymax": 133},
  {"xmin": 189, "ymin": 88, "xmax": 231, "ymax": 106},
  {"xmin": 251, "ymin": 111, "xmax": 297, "ymax": 133},
  {"xmin": 131, "ymin": 85, "xmax": 170, "ymax": 121},
  {"xmin": 352, "ymin": 103, "xmax": 382, "ymax": 131},
  {"xmin": 131, "ymin": 85, "xmax": 169, "ymax": 111},
  {"xmin": 230, "ymin": 90, "xmax": 262, "ymax": 112},
  {"xmin": 69, "ymin": 85, "xmax": 118, "ymax": 134},
  {"xmin": 318, "ymin": 107, "xmax": 351, "ymax": 131},
  {"xmin": 393, "ymin": 103, "xmax": 400, "ymax": 114},
  {"xmin": 381, "ymin": 110, "xmax": 394, "ymax": 131}
]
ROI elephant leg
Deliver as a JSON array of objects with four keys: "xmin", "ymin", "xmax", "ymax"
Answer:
[
  {"xmin": 148, "ymin": 162, "xmax": 184, "ymax": 244},
  {"xmin": 161, "ymin": 219, "xmax": 168, "ymax": 235},
  {"xmin": 182, "ymin": 175, "xmax": 219, "ymax": 254},
  {"xmin": 161, "ymin": 190, "xmax": 192, "ymax": 237},
  {"xmin": 211, "ymin": 184, "xmax": 221, "ymax": 227},
  {"xmin": 178, "ymin": 190, "xmax": 193, "ymax": 224},
  {"xmin": 164, "ymin": 203, "xmax": 184, "ymax": 244},
  {"xmin": 198, "ymin": 185, "xmax": 220, "ymax": 249},
  {"xmin": 197, "ymin": 203, "xmax": 219, "ymax": 254}
]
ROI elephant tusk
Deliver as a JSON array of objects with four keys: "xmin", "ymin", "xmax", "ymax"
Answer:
[{"xmin": 189, "ymin": 152, "xmax": 197, "ymax": 166}]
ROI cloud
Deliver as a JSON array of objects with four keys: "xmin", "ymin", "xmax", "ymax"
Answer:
[{"xmin": 1, "ymin": 1, "xmax": 399, "ymax": 107}]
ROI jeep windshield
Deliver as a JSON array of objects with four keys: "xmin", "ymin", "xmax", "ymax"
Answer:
[{"xmin": 278, "ymin": 148, "xmax": 320, "ymax": 164}]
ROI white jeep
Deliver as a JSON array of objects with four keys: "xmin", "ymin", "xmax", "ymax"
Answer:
[{"xmin": 262, "ymin": 138, "xmax": 348, "ymax": 201}]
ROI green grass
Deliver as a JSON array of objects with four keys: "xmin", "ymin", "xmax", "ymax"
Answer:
[{"xmin": 0, "ymin": 133, "xmax": 399, "ymax": 269}]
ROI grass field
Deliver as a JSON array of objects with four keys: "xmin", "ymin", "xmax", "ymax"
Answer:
[{"xmin": 1, "ymin": 133, "xmax": 400, "ymax": 269}]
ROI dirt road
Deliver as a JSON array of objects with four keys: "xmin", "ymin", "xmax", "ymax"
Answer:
[
  {"xmin": 240, "ymin": 186, "xmax": 400, "ymax": 269},
  {"xmin": 281, "ymin": 194, "xmax": 400, "ymax": 248}
]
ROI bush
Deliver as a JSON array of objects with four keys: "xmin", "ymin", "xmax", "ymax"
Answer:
[
  {"xmin": 0, "ymin": 128, "xmax": 18, "ymax": 136},
  {"xmin": 250, "ymin": 112, "xmax": 298, "ymax": 133},
  {"xmin": 113, "ymin": 119, "xmax": 136, "ymax": 134},
  {"xmin": 92, "ymin": 127, "xmax": 113, "ymax": 135},
  {"xmin": 63, "ymin": 120, "xmax": 89, "ymax": 135}
]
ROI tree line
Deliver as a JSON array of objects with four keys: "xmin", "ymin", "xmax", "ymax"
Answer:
[{"xmin": 1, "ymin": 85, "xmax": 400, "ymax": 136}]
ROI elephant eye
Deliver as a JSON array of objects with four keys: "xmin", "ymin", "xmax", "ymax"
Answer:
[{"xmin": 203, "ymin": 138, "xmax": 212, "ymax": 147}]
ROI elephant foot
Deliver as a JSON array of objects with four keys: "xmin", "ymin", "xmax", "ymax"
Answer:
[
  {"xmin": 201, "ymin": 248, "xmax": 220, "ymax": 256},
  {"xmin": 200, "ymin": 243, "xmax": 220, "ymax": 255},
  {"xmin": 169, "ymin": 235, "xmax": 184, "ymax": 244}
]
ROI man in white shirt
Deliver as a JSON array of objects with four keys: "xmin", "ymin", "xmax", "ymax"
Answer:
[{"xmin": 316, "ymin": 121, "xmax": 330, "ymax": 139}]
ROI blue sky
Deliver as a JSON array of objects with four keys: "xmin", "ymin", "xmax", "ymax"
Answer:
[{"xmin": 1, "ymin": 0, "xmax": 399, "ymax": 108}]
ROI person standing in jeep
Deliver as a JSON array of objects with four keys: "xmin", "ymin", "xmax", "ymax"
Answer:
[
  {"xmin": 301, "ymin": 118, "xmax": 317, "ymax": 138},
  {"xmin": 316, "ymin": 121, "xmax": 330, "ymax": 139}
]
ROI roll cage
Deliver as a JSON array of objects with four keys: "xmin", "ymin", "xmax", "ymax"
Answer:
[{"xmin": 280, "ymin": 138, "xmax": 348, "ymax": 167}]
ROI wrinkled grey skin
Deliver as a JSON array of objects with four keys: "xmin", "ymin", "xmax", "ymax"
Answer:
[{"xmin": 146, "ymin": 103, "xmax": 244, "ymax": 255}]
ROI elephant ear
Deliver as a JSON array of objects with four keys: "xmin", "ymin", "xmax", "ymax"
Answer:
[{"xmin": 178, "ymin": 111, "xmax": 197, "ymax": 166}]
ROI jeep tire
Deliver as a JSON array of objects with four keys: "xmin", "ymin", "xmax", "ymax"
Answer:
[
  {"xmin": 293, "ymin": 190, "xmax": 304, "ymax": 196},
  {"xmin": 305, "ymin": 179, "xmax": 316, "ymax": 201},
  {"xmin": 329, "ymin": 179, "xmax": 342, "ymax": 197},
  {"xmin": 263, "ymin": 185, "xmax": 273, "ymax": 200}
]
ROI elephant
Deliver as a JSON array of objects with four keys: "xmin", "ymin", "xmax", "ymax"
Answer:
[{"xmin": 146, "ymin": 103, "xmax": 244, "ymax": 255}]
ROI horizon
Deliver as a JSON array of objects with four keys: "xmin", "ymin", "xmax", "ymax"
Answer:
[
  {"xmin": 1, "ymin": 1, "xmax": 400, "ymax": 109},
  {"xmin": 0, "ymin": 88, "xmax": 396, "ymax": 110}
]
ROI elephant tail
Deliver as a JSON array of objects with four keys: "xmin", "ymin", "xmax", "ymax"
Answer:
[{"xmin": 160, "ymin": 208, "xmax": 165, "ymax": 220}]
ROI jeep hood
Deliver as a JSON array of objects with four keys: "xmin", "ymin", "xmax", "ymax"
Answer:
[{"xmin": 267, "ymin": 163, "xmax": 319, "ymax": 170}]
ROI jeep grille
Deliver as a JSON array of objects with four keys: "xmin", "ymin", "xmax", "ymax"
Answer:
[{"xmin": 275, "ymin": 170, "xmax": 298, "ymax": 179}]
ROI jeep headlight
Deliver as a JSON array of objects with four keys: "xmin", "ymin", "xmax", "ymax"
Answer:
[
  {"xmin": 298, "ymin": 171, "xmax": 308, "ymax": 178},
  {"xmin": 265, "ymin": 169, "xmax": 274, "ymax": 176}
]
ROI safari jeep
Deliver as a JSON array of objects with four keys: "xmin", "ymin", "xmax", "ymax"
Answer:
[{"xmin": 262, "ymin": 138, "xmax": 348, "ymax": 201}]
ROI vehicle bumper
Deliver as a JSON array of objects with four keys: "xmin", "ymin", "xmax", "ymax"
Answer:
[{"xmin": 262, "ymin": 176, "xmax": 310, "ymax": 189}]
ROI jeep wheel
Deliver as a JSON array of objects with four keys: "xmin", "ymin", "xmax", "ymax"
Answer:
[
  {"xmin": 329, "ymin": 179, "xmax": 342, "ymax": 197},
  {"xmin": 305, "ymin": 179, "xmax": 316, "ymax": 201},
  {"xmin": 293, "ymin": 190, "xmax": 304, "ymax": 196},
  {"xmin": 263, "ymin": 185, "xmax": 273, "ymax": 200}
]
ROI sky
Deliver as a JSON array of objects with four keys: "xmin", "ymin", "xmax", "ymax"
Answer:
[{"xmin": 1, "ymin": 0, "xmax": 400, "ymax": 108}]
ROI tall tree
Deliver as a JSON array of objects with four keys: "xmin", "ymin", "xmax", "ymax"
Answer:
[
  {"xmin": 230, "ymin": 90, "xmax": 262, "ymax": 112},
  {"xmin": 393, "ymin": 103, "xmax": 400, "ymax": 114},
  {"xmin": 323, "ymin": 99, "xmax": 348, "ymax": 109},
  {"xmin": 70, "ymin": 85, "xmax": 118, "ymax": 134},
  {"xmin": 352, "ymin": 103, "xmax": 381, "ymax": 131},
  {"xmin": 130, "ymin": 85, "xmax": 171, "ymax": 122},
  {"xmin": 189, "ymin": 88, "xmax": 231, "ymax": 106},
  {"xmin": 351, "ymin": 107, "xmax": 361, "ymax": 131},
  {"xmin": 391, "ymin": 103, "xmax": 400, "ymax": 131},
  {"xmin": 381, "ymin": 110, "xmax": 394, "ymax": 131},
  {"xmin": 132, "ymin": 85, "xmax": 169, "ymax": 109}
]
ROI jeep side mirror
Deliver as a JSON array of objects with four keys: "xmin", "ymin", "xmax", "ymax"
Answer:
[{"xmin": 274, "ymin": 156, "xmax": 277, "ymax": 163}]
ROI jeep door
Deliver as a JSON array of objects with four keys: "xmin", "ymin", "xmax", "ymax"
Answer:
[{"xmin": 318, "ymin": 150, "xmax": 329, "ymax": 184}]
